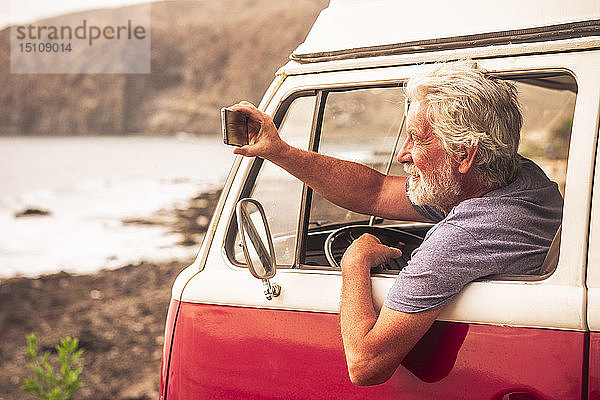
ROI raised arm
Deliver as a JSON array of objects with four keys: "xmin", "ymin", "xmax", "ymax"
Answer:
[{"xmin": 230, "ymin": 102, "xmax": 426, "ymax": 221}]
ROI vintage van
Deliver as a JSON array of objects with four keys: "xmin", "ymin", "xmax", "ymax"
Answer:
[{"xmin": 160, "ymin": 0, "xmax": 600, "ymax": 398}]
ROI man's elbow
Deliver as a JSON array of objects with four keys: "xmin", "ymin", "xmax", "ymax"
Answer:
[{"xmin": 346, "ymin": 355, "xmax": 396, "ymax": 386}]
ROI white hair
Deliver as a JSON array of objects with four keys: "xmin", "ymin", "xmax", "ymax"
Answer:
[{"xmin": 405, "ymin": 61, "xmax": 522, "ymax": 188}]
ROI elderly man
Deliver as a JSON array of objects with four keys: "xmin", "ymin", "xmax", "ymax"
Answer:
[{"xmin": 230, "ymin": 62, "xmax": 562, "ymax": 386}]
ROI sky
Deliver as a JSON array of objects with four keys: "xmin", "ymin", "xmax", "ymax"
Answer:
[{"xmin": 0, "ymin": 0, "xmax": 151, "ymax": 28}]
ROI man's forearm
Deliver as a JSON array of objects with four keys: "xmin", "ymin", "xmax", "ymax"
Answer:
[
  {"xmin": 267, "ymin": 144, "xmax": 388, "ymax": 216},
  {"xmin": 338, "ymin": 235, "xmax": 422, "ymax": 386},
  {"xmin": 230, "ymin": 102, "xmax": 422, "ymax": 221},
  {"xmin": 340, "ymin": 266, "xmax": 377, "ymax": 349},
  {"xmin": 339, "ymin": 263, "xmax": 381, "ymax": 384}
]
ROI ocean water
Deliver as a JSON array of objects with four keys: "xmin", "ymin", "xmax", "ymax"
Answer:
[{"xmin": 0, "ymin": 136, "xmax": 234, "ymax": 277}]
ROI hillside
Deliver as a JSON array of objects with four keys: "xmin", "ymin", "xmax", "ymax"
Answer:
[{"xmin": 0, "ymin": 0, "xmax": 328, "ymax": 136}]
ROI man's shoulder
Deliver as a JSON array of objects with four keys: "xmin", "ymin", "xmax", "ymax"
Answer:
[
  {"xmin": 441, "ymin": 165, "xmax": 563, "ymax": 275},
  {"xmin": 488, "ymin": 157, "xmax": 562, "ymax": 198},
  {"xmin": 454, "ymin": 157, "xmax": 563, "ymax": 216}
]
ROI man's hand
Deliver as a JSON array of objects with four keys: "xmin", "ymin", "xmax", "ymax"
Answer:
[
  {"xmin": 229, "ymin": 101, "xmax": 288, "ymax": 159},
  {"xmin": 341, "ymin": 233, "xmax": 403, "ymax": 273}
]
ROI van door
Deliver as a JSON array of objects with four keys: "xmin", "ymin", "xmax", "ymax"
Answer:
[
  {"xmin": 585, "ymin": 69, "xmax": 600, "ymax": 397},
  {"xmin": 166, "ymin": 54, "xmax": 596, "ymax": 399}
]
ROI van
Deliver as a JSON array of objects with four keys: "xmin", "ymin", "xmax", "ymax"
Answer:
[{"xmin": 160, "ymin": 0, "xmax": 600, "ymax": 398}]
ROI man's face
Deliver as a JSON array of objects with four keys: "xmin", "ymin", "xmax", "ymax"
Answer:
[{"xmin": 398, "ymin": 101, "xmax": 461, "ymax": 209}]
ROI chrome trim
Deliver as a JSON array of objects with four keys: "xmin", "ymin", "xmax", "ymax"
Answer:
[{"xmin": 295, "ymin": 91, "xmax": 327, "ymax": 267}]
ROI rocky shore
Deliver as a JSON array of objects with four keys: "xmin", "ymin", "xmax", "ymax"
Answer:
[{"xmin": 0, "ymin": 189, "xmax": 221, "ymax": 400}]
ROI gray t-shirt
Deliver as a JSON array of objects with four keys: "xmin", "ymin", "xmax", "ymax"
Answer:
[{"xmin": 384, "ymin": 157, "xmax": 563, "ymax": 313}]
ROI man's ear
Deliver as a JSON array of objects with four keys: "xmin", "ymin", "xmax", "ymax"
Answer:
[{"xmin": 458, "ymin": 145, "xmax": 478, "ymax": 174}]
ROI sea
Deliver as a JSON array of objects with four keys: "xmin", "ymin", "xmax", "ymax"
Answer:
[{"xmin": 0, "ymin": 136, "xmax": 234, "ymax": 278}]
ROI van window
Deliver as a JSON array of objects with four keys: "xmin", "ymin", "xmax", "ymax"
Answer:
[
  {"xmin": 226, "ymin": 72, "xmax": 576, "ymax": 275},
  {"xmin": 514, "ymin": 75, "xmax": 575, "ymax": 195},
  {"xmin": 301, "ymin": 73, "xmax": 576, "ymax": 273},
  {"xmin": 309, "ymin": 86, "xmax": 406, "ymax": 229},
  {"xmin": 231, "ymin": 95, "xmax": 316, "ymax": 266}
]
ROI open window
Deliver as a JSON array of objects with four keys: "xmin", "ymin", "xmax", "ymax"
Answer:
[{"xmin": 225, "ymin": 71, "xmax": 576, "ymax": 278}]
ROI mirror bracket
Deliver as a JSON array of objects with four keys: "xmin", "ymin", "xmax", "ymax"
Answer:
[{"xmin": 262, "ymin": 279, "xmax": 281, "ymax": 300}]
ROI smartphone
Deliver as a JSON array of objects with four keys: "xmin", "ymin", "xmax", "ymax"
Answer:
[{"xmin": 221, "ymin": 108, "xmax": 249, "ymax": 147}]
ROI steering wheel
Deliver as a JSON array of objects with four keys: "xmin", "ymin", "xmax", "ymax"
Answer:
[{"xmin": 324, "ymin": 225, "xmax": 424, "ymax": 270}]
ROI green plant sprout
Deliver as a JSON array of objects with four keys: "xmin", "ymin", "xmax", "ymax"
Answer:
[{"xmin": 23, "ymin": 333, "xmax": 84, "ymax": 400}]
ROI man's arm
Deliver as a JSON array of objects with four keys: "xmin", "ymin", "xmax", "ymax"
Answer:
[
  {"xmin": 230, "ymin": 102, "xmax": 427, "ymax": 221},
  {"xmin": 340, "ymin": 234, "xmax": 442, "ymax": 385}
]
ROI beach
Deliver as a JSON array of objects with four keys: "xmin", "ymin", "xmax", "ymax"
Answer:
[{"xmin": 0, "ymin": 189, "xmax": 221, "ymax": 400}]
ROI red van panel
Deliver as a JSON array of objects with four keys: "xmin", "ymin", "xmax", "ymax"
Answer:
[
  {"xmin": 160, "ymin": 299, "xmax": 179, "ymax": 400},
  {"xmin": 588, "ymin": 332, "xmax": 600, "ymax": 399},
  {"xmin": 162, "ymin": 301, "xmax": 585, "ymax": 400}
]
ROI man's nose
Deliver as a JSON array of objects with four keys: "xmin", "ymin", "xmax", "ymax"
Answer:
[{"xmin": 396, "ymin": 137, "xmax": 412, "ymax": 164}]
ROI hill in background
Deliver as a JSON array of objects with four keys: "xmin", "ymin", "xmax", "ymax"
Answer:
[{"xmin": 0, "ymin": 0, "xmax": 328, "ymax": 136}]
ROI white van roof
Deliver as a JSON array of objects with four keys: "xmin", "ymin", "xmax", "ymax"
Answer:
[{"xmin": 292, "ymin": 0, "xmax": 600, "ymax": 62}]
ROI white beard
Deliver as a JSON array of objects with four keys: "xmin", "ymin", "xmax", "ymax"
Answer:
[{"xmin": 404, "ymin": 155, "xmax": 461, "ymax": 210}]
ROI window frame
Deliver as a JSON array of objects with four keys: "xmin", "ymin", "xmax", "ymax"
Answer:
[{"xmin": 225, "ymin": 69, "xmax": 577, "ymax": 281}]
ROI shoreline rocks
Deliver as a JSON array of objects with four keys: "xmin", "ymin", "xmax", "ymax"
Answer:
[{"xmin": 14, "ymin": 208, "xmax": 52, "ymax": 218}]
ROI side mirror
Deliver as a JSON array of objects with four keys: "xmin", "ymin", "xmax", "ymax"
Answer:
[{"xmin": 236, "ymin": 198, "xmax": 281, "ymax": 300}]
